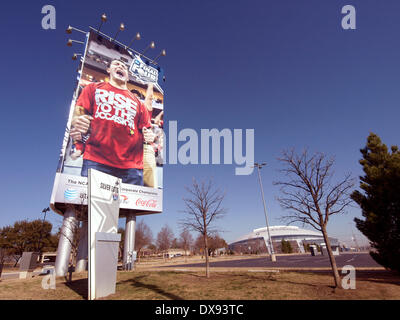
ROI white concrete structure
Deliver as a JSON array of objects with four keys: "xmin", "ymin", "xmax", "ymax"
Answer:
[{"xmin": 229, "ymin": 225, "xmax": 339, "ymax": 254}]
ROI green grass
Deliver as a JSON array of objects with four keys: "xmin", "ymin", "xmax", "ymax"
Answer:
[{"xmin": 0, "ymin": 270, "xmax": 399, "ymax": 300}]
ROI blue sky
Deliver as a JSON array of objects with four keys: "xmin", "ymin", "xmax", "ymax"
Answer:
[{"xmin": 0, "ymin": 0, "xmax": 399, "ymax": 246}]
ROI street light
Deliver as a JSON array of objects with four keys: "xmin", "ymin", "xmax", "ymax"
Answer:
[
  {"xmin": 38, "ymin": 207, "xmax": 50, "ymax": 256},
  {"xmin": 252, "ymin": 162, "xmax": 276, "ymax": 262},
  {"xmin": 42, "ymin": 207, "xmax": 50, "ymax": 222}
]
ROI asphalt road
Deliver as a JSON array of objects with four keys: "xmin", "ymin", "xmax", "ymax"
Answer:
[
  {"xmin": 0, "ymin": 253, "xmax": 383, "ymax": 280},
  {"xmin": 161, "ymin": 253, "xmax": 383, "ymax": 269}
]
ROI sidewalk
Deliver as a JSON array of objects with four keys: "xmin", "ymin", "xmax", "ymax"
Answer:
[{"xmin": 1, "ymin": 266, "xmax": 53, "ymax": 280}]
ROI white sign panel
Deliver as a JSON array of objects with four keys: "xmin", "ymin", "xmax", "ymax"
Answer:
[
  {"xmin": 50, "ymin": 173, "xmax": 162, "ymax": 212},
  {"xmin": 88, "ymin": 169, "xmax": 121, "ymax": 300}
]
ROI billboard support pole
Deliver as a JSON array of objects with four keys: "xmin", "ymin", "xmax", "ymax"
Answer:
[
  {"xmin": 75, "ymin": 220, "xmax": 88, "ymax": 273},
  {"xmin": 123, "ymin": 214, "xmax": 136, "ymax": 270},
  {"xmin": 55, "ymin": 208, "xmax": 78, "ymax": 276}
]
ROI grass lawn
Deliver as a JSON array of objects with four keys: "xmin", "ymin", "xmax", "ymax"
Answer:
[{"xmin": 0, "ymin": 270, "xmax": 399, "ymax": 300}]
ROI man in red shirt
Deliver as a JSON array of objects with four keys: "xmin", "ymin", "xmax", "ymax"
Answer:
[{"xmin": 70, "ymin": 59, "xmax": 155, "ymax": 185}]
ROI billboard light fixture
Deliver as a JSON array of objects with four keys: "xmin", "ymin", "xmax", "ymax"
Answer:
[
  {"xmin": 127, "ymin": 32, "xmax": 141, "ymax": 49},
  {"xmin": 88, "ymin": 27, "xmax": 153, "ymax": 62},
  {"xmin": 141, "ymin": 41, "xmax": 155, "ymax": 56},
  {"xmin": 66, "ymin": 25, "xmax": 87, "ymax": 35},
  {"xmin": 67, "ymin": 39, "xmax": 85, "ymax": 47},
  {"xmin": 151, "ymin": 49, "xmax": 166, "ymax": 64},
  {"xmin": 97, "ymin": 13, "xmax": 107, "ymax": 33},
  {"xmin": 72, "ymin": 53, "xmax": 82, "ymax": 60},
  {"xmin": 112, "ymin": 23, "xmax": 125, "ymax": 42}
]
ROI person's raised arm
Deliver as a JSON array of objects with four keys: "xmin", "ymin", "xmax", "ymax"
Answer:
[
  {"xmin": 153, "ymin": 110, "xmax": 163, "ymax": 127},
  {"xmin": 143, "ymin": 83, "xmax": 154, "ymax": 112},
  {"xmin": 70, "ymin": 84, "xmax": 94, "ymax": 140},
  {"xmin": 71, "ymin": 105, "xmax": 93, "ymax": 138}
]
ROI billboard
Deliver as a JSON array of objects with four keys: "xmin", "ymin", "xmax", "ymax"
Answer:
[{"xmin": 50, "ymin": 30, "xmax": 164, "ymax": 216}]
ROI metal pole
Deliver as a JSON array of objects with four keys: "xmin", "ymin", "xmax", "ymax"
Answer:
[
  {"xmin": 38, "ymin": 207, "xmax": 49, "ymax": 255},
  {"xmin": 55, "ymin": 208, "xmax": 77, "ymax": 276},
  {"xmin": 123, "ymin": 214, "xmax": 136, "ymax": 270},
  {"xmin": 75, "ymin": 220, "xmax": 88, "ymax": 272},
  {"xmin": 256, "ymin": 165, "xmax": 276, "ymax": 262},
  {"xmin": 349, "ymin": 223, "xmax": 360, "ymax": 252}
]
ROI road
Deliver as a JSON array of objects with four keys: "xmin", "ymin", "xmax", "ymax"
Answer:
[
  {"xmin": 160, "ymin": 253, "xmax": 383, "ymax": 269},
  {"xmin": 0, "ymin": 253, "xmax": 383, "ymax": 280}
]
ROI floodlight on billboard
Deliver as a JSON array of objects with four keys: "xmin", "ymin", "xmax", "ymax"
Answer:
[{"xmin": 50, "ymin": 29, "xmax": 165, "ymax": 217}]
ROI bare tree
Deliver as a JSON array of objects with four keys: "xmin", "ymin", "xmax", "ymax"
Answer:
[
  {"xmin": 135, "ymin": 220, "xmax": 153, "ymax": 262},
  {"xmin": 274, "ymin": 149, "xmax": 354, "ymax": 288},
  {"xmin": 0, "ymin": 248, "xmax": 5, "ymax": 279},
  {"xmin": 179, "ymin": 229, "xmax": 194, "ymax": 261},
  {"xmin": 156, "ymin": 224, "xmax": 174, "ymax": 258},
  {"xmin": 117, "ymin": 227, "xmax": 125, "ymax": 262},
  {"xmin": 171, "ymin": 238, "xmax": 179, "ymax": 249},
  {"xmin": 208, "ymin": 234, "xmax": 228, "ymax": 256},
  {"xmin": 194, "ymin": 234, "xmax": 205, "ymax": 256},
  {"xmin": 180, "ymin": 179, "xmax": 226, "ymax": 278}
]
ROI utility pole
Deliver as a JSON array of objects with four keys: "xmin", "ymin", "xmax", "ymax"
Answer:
[
  {"xmin": 252, "ymin": 163, "xmax": 276, "ymax": 262},
  {"xmin": 349, "ymin": 222, "xmax": 360, "ymax": 252}
]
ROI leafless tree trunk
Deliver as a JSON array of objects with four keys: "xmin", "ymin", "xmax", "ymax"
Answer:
[
  {"xmin": 135, "ymin": 220, "xmax": 153, "ymax": 263},
  {"xmin": 180, "ymin": 179, "xmax": 226, "ymax": 278},
  {"xmin": 156, "ymin": 224, "xmax": 174, "ymax": 261},
  {"xmin": 179, "ymin": 229, "xmax": 193, "ymax": 262},
  {"xmin": 274, "ymin": 149, "xmax": 354, "ymax": 288}
]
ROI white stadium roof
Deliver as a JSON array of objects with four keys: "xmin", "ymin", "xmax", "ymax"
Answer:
[{"xmin": 231, "ymin": 225, "xmax": 323, "ymax": 244}]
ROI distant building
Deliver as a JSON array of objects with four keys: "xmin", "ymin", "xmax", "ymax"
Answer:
[
  {"xmin": 229, "ymin": 226, "xmax": 339, "ymax": 254},
  {"xmin": 165, "ymin": 249, "xmax": 190, "ymax": 258}
]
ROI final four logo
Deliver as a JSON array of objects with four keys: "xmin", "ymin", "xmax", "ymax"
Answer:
[{"xmin": 129, "ymin": 54, "xmax": 158, "ymax": 83}]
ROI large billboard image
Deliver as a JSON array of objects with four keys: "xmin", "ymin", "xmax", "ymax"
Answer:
[{"xmin": 50, "ymin": 30, "xmax": 164, "ymax": 216}]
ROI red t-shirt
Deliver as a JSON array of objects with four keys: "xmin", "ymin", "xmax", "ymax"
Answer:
[{"xmin": 76, "ymin": 82, "xmax": 151, "ymax": 169}]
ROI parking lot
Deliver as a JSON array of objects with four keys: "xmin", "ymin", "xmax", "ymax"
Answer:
[{"xmin": 159, "ymin": 252, "xmax": 383, "ymax": 270}]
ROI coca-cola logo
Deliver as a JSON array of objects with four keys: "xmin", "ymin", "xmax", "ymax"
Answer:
[{"xmin": 136, "ymin": 198, "xmax": 157, "ymax": 208}]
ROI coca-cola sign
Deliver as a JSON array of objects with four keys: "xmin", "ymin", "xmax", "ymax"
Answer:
[{"xmin": 136, "ymin": 198, "xmax": 157, "ymax": 208}]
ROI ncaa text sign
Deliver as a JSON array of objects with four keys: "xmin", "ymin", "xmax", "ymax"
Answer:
[{"xmin": 88, "ymin": 169, "xmax": 121, "ymax": 300}]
